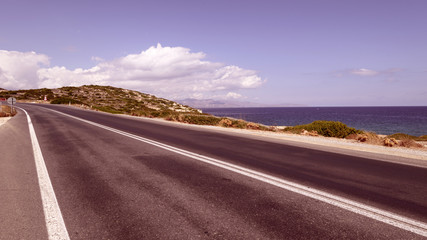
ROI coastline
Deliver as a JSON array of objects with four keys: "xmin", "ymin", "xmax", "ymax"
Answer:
[{"xmin": 202, "ymin": 106, "xmax": 427, "ymax": 137}]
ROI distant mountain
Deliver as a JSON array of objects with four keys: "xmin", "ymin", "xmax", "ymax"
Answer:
[
  {"xmin": 177, "ymin": 99, "xmax": 261, "ymax": 108},
  {"xmin": 177, "ymin": 98, "xmax": 305, "ymax": 108}
]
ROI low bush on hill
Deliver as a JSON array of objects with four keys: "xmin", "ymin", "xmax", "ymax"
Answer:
[
  {"xmin": 231, "ymin": 119, "xmax": 248, "ymax": 129},
  {"xmin": 50, "ymin": 97, "xmax": 83, "ymax": 105},
  {"xmin": 175, "ymin": 114, "xmax": 222, "ymax": 125},
  {"xmin": 92, "ymin": 106, "xmax": 122, "ymax": 114},
  {"xmin": 284, "ymin": 120, "xmax": 363, "ymax": 138},
  {"xmin": 387, "ymin": 133, "xmax": 417, "ymax": 140}
]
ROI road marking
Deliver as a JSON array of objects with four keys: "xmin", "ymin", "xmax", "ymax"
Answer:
[
  {"xmin": 50, "ymin": 108, "xmax": 427, "ymax": 237},
  {"xmin": 19, "ymin": 108, "xmax": 70, "ymax": 240}
]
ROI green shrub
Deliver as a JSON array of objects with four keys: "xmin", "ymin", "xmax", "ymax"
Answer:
[
  {"xmin": 50, "ymin": 97, "xmax": 83, "ymax": 105},
  {"xmin": 231, "ymin": 120, "xmax": 248, "ymax": 129},
  {"xmin": 284, "ymin": 120, "xmax": 363, "ymax": 138},
  {"xmin": 179, "ymin": 115, "xmax": 222, "ymax": 125},
  {"xmin": 148, "ymin": 111, "xmax": 174, "ymax": 118},
  {"xmin": 92, "ymin": 106, "xmax": 122, "ymax": 114}
]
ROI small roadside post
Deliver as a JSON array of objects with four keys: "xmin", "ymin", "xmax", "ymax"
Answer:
[{"xmin": 7, "ymin": 97, "xmax": 16, "ymax": 115}]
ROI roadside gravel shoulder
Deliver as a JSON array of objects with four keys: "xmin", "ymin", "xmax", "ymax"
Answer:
[
  {"xmin": 204, "ymin": 126, "xmax": 427, "ymax": 161},
  {"xmin": 0, "ymin": 117, "xmax": 12, "ymax": 127}
]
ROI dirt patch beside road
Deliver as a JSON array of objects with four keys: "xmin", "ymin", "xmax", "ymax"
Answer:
[{"xmin": 0, "ymin": 117, "xmax": 12, "ymax": 127}]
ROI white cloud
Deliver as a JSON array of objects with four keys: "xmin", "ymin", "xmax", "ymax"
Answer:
[
  {"xmin": 350, "ymin": 68, "xmax": 378, "ymax": 76},
  {"xmin": 91, "ymin": 56, "xmax": 104, "ymax": 62},
  {"xmin": 37, "ymin": 65, "xmax": 109, "ymax": 89},
  {"xmin": 0, "ymin": 44, "xmax": 265, "ymax": 100},
  {"xmin": 333, "ymin": 68, "xmax": 402, "ymax": 80},
  {"xmin": 0, "ymin": 50, "xmax": 49, "ymax": 89},
  {"xmin": 226, "ymin": 92, "xmax": 243, "ymax": 99}
]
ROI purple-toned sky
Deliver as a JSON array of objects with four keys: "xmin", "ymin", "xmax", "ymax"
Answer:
[{"xmin": 1, "ymin": 0, "xmax": 426, "ymax": 106}]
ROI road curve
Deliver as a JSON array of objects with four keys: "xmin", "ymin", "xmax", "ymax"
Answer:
[{"xmin": 1, "ymin": 103, "xmax": 427, "ymax": 239}]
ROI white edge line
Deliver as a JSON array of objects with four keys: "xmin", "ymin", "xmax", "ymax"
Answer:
[
  {"xmin": 49, "ymin": 108, "xmax": 427, "ymax": 237},
  {"xmin": 18, "ymin": 107, "xmax": 70, "ymax": 240}
]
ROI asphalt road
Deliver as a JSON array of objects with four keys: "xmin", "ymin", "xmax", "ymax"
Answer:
[{"xmin": 1, "ymin": 103, "xmax": 427, "ymax": 239}]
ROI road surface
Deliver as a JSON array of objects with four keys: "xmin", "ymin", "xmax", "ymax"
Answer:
[{"xmin": 1, "ymin": 103, "xmax": 426, "ymax": 239}]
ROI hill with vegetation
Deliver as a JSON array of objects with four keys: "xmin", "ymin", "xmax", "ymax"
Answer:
[
  {"xmin": 0, "ymin": 85, "xmax": 274, "ymax": 129},
  {"xmin": 1, "ymin": 85, "xmax": 203, "ymax": 117}
]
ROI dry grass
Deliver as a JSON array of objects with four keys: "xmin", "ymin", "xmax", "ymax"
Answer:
[
  {"xmin": 218, "ymin": 118, "xmax": 233, "ymax": 127},
  {"xmin": 383, "ymin": 137, "xmax": 399, "ymax": 147},
  {"xmin": 388, "ymin": 133, "xmax": 427, "ymax": 142},
  {"xmin": 346, "ymin": 132, "xmax": 383, "ymax": 145},
  {"xmin": 246, "ymin": 122, "xmax": 261, "ymax": 130},
  {"xmin": 398, "ymin": 138, "xmax": 424, "ymax": 148},
  {"xmin": 0, "ymin": 105, "xmax": 17, "ymax": 117},
  {"xmin": 346, "ymin": 131, "xmax": 424, "ymax": 149}
]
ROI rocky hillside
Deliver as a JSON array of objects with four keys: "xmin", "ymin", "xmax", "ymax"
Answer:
[
  {"xmin": 0, "ymin": 85, "xmax": 202, "ymax": 117},
  {"xmin": 0, "ymin": 85, "xmax": 272, "ymax": 128}
]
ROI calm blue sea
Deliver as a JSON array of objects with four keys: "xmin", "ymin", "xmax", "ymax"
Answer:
[{"xmin": 202, "ymin": 107, "xmax": 427, "ymax": 136}]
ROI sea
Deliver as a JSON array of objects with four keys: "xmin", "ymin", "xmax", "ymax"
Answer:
[{"xmin": 201, "ymin": 106, "xmax": 427, "ymax": 136}]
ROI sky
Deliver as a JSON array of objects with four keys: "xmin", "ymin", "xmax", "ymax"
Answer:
[{"xmin": 0, "ymin": 0, "xmax": 426, "ymax": 106}]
